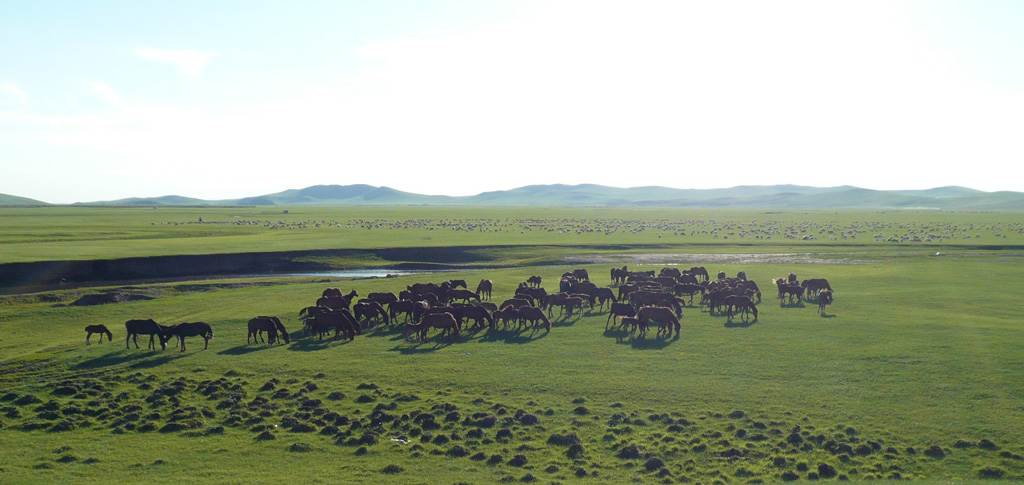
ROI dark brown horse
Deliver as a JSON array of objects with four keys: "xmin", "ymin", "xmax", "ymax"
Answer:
[
  {"xmin": 408, "ymin": 312, "xmax": 460, "ymax": 342},
  {"xmin": 606, "ymin": 302, "xmax": 636, "ymax": 326},
  {"xmin": 248, "ymin": 316, "xmax": 289, "ymax": 344},
  {"xmin": 518, "ymin": 306, "xmax": 551, "ymax": 331},
  {"xmin": 817, "ymin": 289, "xmax": 833, "ymax": 315},
  {"xmin": 161, "ymin": 322, "xmax": 213, "ymax": 352},
  {"xmin": 476, "ymin": 279, "xmax": 493, "ymax": 300},
  {"xmin": 85, "ymin": 324, "xmax": 112, "ymax": 345},
  {"xmin": 527, "ymin": 275, "xmax": 542, "ymax": 287},
  {"xmin": 636, "ymin": 306, "xmax": 680, "ymax": 337},
  {"xmin": 125, "ymin": 319, "xmax": 167, "ymax": 350}
]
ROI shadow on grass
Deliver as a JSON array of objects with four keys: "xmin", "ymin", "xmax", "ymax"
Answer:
[
  {"xmin": 75, "ymin": 350, "xmax": 184, "ymax": 370},
  {"xmin": 724, "ymin": 319, "xmax": 757, "ymax": 328},
  {"xmin": 217, "ymin": 344, "xmax": 278, "ymax": 356},
  {"xmin": 475, "ymin": 327, "xmax": 549, "ymax": 344},
  {"xmin": 780, "ymin": 301, "xmax": 806, "ymax": 309},
  {"xmin": 387, "ymin": 337, "xmax": 458, "ymax": 354},
  {"xmin": 819, "ymin": 313, "xmax": 837, "ymax": 319},
  {"xmin": 552, "ymin": 313, "xmax": 582, "ymax": 327},
  {"xmin": 604, "ymin": 327, "xmax": 677, "ymax": 349},
  {"xmin": 285, "ymin": 336, "xmax": 353, "ymax": 352}
]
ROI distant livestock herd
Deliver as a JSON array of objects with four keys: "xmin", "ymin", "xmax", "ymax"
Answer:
[{"xmin": 87, "ymin": 266, "xmax": 834, "ymax": 350}]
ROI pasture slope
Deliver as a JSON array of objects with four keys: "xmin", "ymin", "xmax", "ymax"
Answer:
[{"xmin": 0, "ymin": 207, "xmax": 1023, "ymax": 483}]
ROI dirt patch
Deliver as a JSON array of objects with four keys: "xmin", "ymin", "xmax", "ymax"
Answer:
[{"xmin": 563, "ymin": 253, "xmax": 868, "ymax": 266}]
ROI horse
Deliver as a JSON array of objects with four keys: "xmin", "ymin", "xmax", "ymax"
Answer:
[
  {"xmin": 125, "ymin": 319, "xmax": 167, "ymax": 350},
  {"xmin": 527, "ymin": 275, "xmax": 542, "ymax": 287},
  {"xmin": 572, "ymin": 268, "xmax": 590, "ymax": 281},
  {"xmin": 388, "ymin": 300, "xmax": 418, "ymax": 323},
  {"xmin": 591, "ymin": 287, "xmax": 616, "ymax": 310},
  {"xmin": 353, "ymin": 300, "xmax": 390, "ymax": 326},
  {"xmin": 249, "ymin": 316, "xmax": 289, "ymax": 344},
  {"xmin": 802, "ymin": 278, "xmax": 833, "ymax": 297},
  {"xmin": 725, "ymin": 295, "xmax": 758, "ymax": 322},
  {"xmin": 306, "ymin": 310, "xmax": 358, "ymax": 341},
  {"xmin": 461, "ymin": 305, "xmax": 495, "ymax": 330},
  {"xmin": 446, "ymin": 279, "xmax": 468, "ymax": 289},
  {"xmin": 673, "ymin": 283, "xmax": 705, "ymax": 305},
  {"xmin": 774, "ymin": 278, "xmax": 804, "ymax": 304},
  {"xmin": 607, "ymin": 302, "xmax": 636, "ymax": 327},
  {"xmin": 493, "ymin": 308, "xmax": 521, "ymax": 330},
  {"xmin": 817, "ymin": 289, "xmax": 833, "ymax": 315},
  {"xmin": 367, "ymin": 292, "xmax": 399, "ymax": 306},
  {"xmin": 448, "ymin": 289, "xmax": 480, "ymax": 304},
  {"xmin": 411, "ymin": 312, "xmax": 460, "ymax": 342},
  {"xmin": 610, "ymin": 266, "xmax": 628, "ymax": 285},
  {"xmin": 85, "ymin": 325, "xmax": 112, "ymax": 345},
  {"xmin": 620, "ymin": 317, "xmax": 648, "ymax": 337},
  {"xmin": 659, "ymin": 267, "xmax": 682, "ymax": 280},
  {"xmin": 689, "ymin": 266, "xmax": 709, "ymax": 283},
  {"xmin": 518, "ymin": 306, "xmax": 551, "ymax": 331},
  {"xmin": 476, "ymin": 279, "xmax": 493, "ymax": 300},
  {"xmin": 161, "ymin": 322, "xmax": 213, "ymax": 352},
  {"xmin": 637, "ymin": 306, "xmax": 680, "ymax": 337}
]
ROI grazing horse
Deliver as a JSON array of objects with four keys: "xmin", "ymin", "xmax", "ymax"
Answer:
[
  {"xmin": 817, "ymin": 289, "xmax": 833, "ymax": 315},
  {"xmin": 388, "ymin": 300, "xmax": 418, "ymax": 323},
  {"xmin": 353, "ymin": 301, "xmax": 390, "ymax": 326},
  {"xmin": 606, "ymin": 302, "xmax": 636, "ymax": 326},
  {"xmin": 412, "ymin": 312, "xmax": 460, "ymax": 342},
  {"xmin": 802, "ymin": 278, "xmax": 833, "ymax": 297},
  {"xmin": 610, "ymin": 266, "xmax": 628, "ymax": 285},
  {"xmin": 85, "ymin": 325, "xmax": 112, "ymax": 345},
  {"xmin": 161, "ymin": 322, "xmax": 213, "ymax": 352},
  {"xmin": 249, "ymin": 316, "xmax": 289, "ymax": 344},
  {"xmin": 476, "ymin": 279, "xmax": 493, "ymax": 300},
  {"xmin": 518, "ymin": 306, "xmax": 551, "ymax": 331},
  {"xmin": 448, "ymin": 289, "xmax": 480, "ymax": 304},
  {"xmin": 591, "ymin": 287, "xmax": 617, "ymax": 310},
  {"xmin": 636, "ymin": 306, "xmax": 680, "ymax": 338},
  {"xmin": 305, "ymin": 309, "xmax": 359, "ymax": 341},
  {"xmin": 620, "ymin": 317, "xmax": 648, "ymax": 337},
  {"xmin": 725, "ymin": 296, "xmax": 758, "ymax": 321},
  {"xmin": 446, "ymin": 279, "xmax": 468, "ymax": 289},
  {"xmin": 125, "ymin": 319, "xmax": 167, "ymax": 350},
  {"xmin": 493, "ymin": 308, "xmax": 521, "ymax": 329},
  {"xmin": 527, "ymin": 275, "xmax": 542, "ymax": 288},
  {"xmin": 572, "ymin": 268, "xmax": 589, "ymax": 281},
  {"xmin": 461, "ymin": 305, "xmax": 495, "ymax": 330},
  {"xmin": 774, "ymin": 278, "xmax": 804, "ymax": 304},
  {"xmin": 367, "ymin": 292, "xmax": 399, "ymax": 306},
  {"xmin": 689, "ymin": 266, "xmax": 709, "ymax": 283}
]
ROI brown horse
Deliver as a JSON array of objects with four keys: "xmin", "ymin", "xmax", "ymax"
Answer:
[
  {"xmin": 621, "ymin": 316, "xmax": 649, "ymax": 337},
  {"xmin": 774, "ymin": 278, "xmax": 804, "ymax": 304},
  {"xmin": 476, "ymin": 279, "xmax": 493, "ymax": 300},
  {"xmin": 518, "ymin": 306, "xmax": 551, "ymax": 331},
  {"xmin": 409, "ymin": 313, "xmax": 460, "ymax": 342},
  {"xmin": 606, "ymin": 302, "xmax": 636, "ymax": 326},
  {"xmin": 248, "ymin": 316, "xmax": 289, "ymax": 344},
  {"xmin": 725, "ymin": 295, "xmax": 758, "ymax": 321},
  {"xmin": 817, "ymin": 289, "xmax": 833, "ymax": 315},
  {"xmin": 160, "ymin": 321, "xmax": 213, "ymax": 352},
  {"xmin": 85, "ymin": 325, "xmax": 112, "ymax": 345},
  {"xmin": 125, "ymin": 319, "xmax": 167, "ymax": 350},
  {"xmin": 636, "ymin": 306, "xmax": 680, "ymax": 337},
  {"xmin": 527, "ymin": 275, "xmax": 542, "ymax": 287}
]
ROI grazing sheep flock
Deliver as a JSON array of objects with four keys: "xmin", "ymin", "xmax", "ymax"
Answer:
[
  {"xmin": 158, "ymin": 216, "xmax": 1023, "ymax": 243},
  {"xmin": 108, "ymin": 266, "xmax": 834, "ymax": 349}
]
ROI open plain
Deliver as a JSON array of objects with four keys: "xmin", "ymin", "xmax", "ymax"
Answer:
[{"xmin": 1, "ymin": 206, "xmax": 1022, "ymax": 483}]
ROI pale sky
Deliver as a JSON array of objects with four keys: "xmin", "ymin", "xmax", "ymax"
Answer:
[{"xmin": 2, "ymin": 0, "xmax": 1023, "ymax": 203}]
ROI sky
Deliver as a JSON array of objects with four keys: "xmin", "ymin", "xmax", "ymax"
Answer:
[{"xmin": 2, "ymin": 0, "xmax": 1023, "ymax": 203}]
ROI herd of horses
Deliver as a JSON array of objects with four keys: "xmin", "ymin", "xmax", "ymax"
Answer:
[{"xmin": 87, "ymin": 265, "xmax": 834, "ymax": 349}]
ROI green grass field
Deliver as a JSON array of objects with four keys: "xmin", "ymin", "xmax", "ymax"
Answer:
[{"xmin": 1, "ymin": 207, "xmax": 1023, "ymax": 482}]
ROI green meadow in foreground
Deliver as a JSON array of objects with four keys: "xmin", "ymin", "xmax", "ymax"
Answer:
[{"xmin": 2, "ymin": 246, "xmax": 1023, "ymax": 482}]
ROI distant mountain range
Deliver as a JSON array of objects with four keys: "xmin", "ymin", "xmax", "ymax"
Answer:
[{"xmin": 2, "ymin": 184, "xmax": 1024, "ymax": 210}]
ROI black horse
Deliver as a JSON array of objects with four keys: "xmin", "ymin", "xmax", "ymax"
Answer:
[
  {"xmin": 161, "ymin": 322, "xmax": 214, "ymax": 352},
  {"xmin": 85, "ymin": 324, "xmax": 113, "ymax": 345},
  {"xmin": 125, "ymin": 319, "xmax": 167, "ymax": 350}
]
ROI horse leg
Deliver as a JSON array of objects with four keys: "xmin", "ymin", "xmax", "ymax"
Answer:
[
  {"xmin": 204, "ymin": 336, "xmax": 209, "ymax": 349},
  {"xmin": 86, "ymin": 332, "xmax": 92, "ymax": 345}
]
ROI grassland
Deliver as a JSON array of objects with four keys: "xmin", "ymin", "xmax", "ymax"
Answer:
[{"xmin": 1, "ymin": 207, "xmax": 1023, "ymax": 483}]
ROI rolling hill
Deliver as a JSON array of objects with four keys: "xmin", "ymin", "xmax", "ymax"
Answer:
[
  {"xmin": 0, "ymin": 193, "xmax": 48, "ymax": 206},
  {"xmin": 43, "ymin": 184, "xmax": 1024, "ymax": 210}
]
